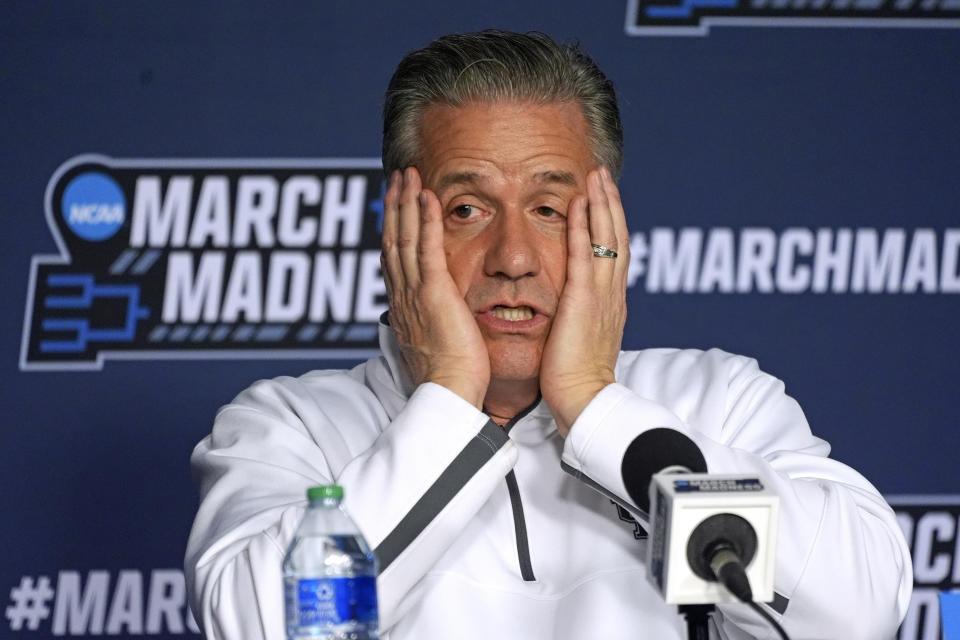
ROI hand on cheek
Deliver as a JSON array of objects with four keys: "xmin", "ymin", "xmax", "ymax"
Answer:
[
  {"xmin": 539, "ymin": 167, "xmax": 630, "ymax": 436},
  {"xmin": 381, "ymin": 167, "xmax": 491, "ymax": 409}
]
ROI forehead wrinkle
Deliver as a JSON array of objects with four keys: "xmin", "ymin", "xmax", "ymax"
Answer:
[
  {"xmin": 419, "ymin": 102, "xmax": 595, "ymax": 196},
  {"xmin": 436, "ymin": 171, "xmax": 488, "ymax": 191},
  {"xmin": 435, "ymin": 167, "xmax": 577, "ymax": 193}
]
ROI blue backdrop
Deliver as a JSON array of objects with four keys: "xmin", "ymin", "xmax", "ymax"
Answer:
[{"xmin": 3, "ymin": 2, "xmax": 958, "ymax": 638}]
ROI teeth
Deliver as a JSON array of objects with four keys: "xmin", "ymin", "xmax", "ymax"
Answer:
[{"xmin": 491, "ymin": 306, "xmax": 534, "ymax": 321}]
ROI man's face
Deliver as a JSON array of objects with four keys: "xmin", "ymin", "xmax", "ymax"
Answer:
[{"xmin": 417, "ymin": 100, "xmax": 596, "ymax": 383}]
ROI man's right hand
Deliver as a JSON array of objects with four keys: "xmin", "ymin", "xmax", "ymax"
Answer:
[{"xmin": 380, "ymin": 167, "xmax": 490, "ymax": 409}]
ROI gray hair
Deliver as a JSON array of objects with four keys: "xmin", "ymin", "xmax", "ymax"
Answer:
[{"xmin": 382, "ymin": 30, "xmax": 623, "ymax": 179}]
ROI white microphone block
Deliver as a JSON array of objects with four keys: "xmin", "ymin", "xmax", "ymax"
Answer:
[{"xmin": 646, "ymin": 472, "xmax": 779, "ymax": 605}]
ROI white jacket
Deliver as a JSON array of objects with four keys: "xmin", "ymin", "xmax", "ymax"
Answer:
[{"xmin": 185, "ymin": 321, "xmax": 912, "ymax": 639}]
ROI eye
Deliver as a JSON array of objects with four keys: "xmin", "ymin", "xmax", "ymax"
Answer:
[
  {"xmin": 452, "ymin": 204, "xmax": 479, "ymax": 219},
  {"xmin": 534, "ymin": 206, "xmax": 563, "ymax": 218}
]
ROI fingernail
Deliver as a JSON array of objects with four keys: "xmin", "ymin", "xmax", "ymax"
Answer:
[{"xmin": 418, "ymin": 190, "xmax": 427, "ymax": 207}]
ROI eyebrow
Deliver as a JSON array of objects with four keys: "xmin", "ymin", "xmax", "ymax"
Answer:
[
  {"xmin": 532, "ymin": 170, "xmax": 577, "ymax": 186},
  {"xmin": 435, "ymin": 170, "xmax": 578, "ymax": 191}
]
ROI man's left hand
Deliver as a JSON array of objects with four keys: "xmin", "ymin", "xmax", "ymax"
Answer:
[{"xmin": 540, "ymin": 167, "xmax": 630, "ymax": 437}]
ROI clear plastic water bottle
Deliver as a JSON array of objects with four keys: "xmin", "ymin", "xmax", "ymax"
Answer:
[{"xmin": 283, "ymin": 485, "xmax": 379, "ymax": 640}]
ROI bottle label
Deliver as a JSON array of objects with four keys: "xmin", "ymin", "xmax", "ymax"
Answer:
[{"xmin": 290, "ymin": 576, "xmax": 377, "ymax": 627}]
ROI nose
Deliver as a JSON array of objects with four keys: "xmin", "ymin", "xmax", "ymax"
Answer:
[{"xmin": 482, "ymin": 208, "xmax": 541, "ymax": 280}]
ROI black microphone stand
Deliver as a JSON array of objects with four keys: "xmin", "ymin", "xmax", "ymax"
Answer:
[{"xmin": 678, "ymin": 604, "xmax": 714, "ymax": 640}]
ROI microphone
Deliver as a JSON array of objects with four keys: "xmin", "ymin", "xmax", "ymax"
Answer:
[
  {"xmin": 617, "ymin": 429, "xmax": 788, "ymax": 639},
  {"xmin": 620, "ymin": 428, "xmax": 708, "ymax": 514},
  {"xmin": 645, "ymin": 472, "xmax": 778, "ymax": 605},
  {"xmin": 688, "ymin": 513, "xmax": 758, "ymax": 602}
]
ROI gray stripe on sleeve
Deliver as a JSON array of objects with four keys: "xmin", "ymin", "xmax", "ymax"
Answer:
[
  {"xmin": 561, "ymin": 459, "xmax": 648, "ymax": 521},
  {"xmin": 375, "ymin": 419, "xmax": 509, "ymax": 572}
]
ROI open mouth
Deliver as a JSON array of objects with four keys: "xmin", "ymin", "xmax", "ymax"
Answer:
[{"xmin": 490, "ymin": 305, "xmax": 535, "ymax": 322}]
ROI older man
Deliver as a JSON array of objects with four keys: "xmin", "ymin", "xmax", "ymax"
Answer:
[{"xmin": 186, "ymin": 30, "xmax": 911, "ymax": 639}]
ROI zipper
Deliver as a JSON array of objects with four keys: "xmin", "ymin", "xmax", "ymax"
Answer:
[
  {"xmin": 499, "ymin": 400, "xmax": 540, "ymax": 582},
  {"xmin": 504, "ymin": 470, "xmax": 536, "ymax": 581}
]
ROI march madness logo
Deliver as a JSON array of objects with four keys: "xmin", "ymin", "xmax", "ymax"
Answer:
[
  {"xmin": 625, "ymin": 0, "xmax": 960, "ymax": 35},
  {"xmin": 21, "ymin": 155, "xmax": 387, "ymax": 371},
  {"xmin": 890, "ymin": 496, "xmax": 960, "ymax": 640}
]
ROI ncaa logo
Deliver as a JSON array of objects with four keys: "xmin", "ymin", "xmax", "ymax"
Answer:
[
  {"xmin": 61, "ymin": 172, "xmax": 126, "ymax": 241},
  {"xmin": 21, "ymin": 155, "xmax": 388, "ymax": 371}
]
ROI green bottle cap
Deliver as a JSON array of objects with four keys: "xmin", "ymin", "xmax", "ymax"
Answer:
[{"xmin": 307, "ymin": 485, "xmax": 344, "ymax": 500}]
